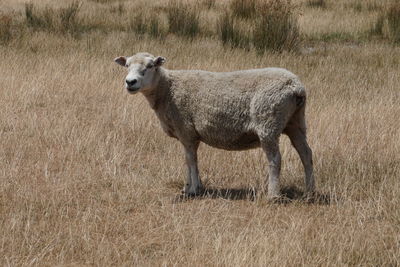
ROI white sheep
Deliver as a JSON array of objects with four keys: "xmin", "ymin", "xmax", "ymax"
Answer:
[{"xmin": 114, "ymin": 52, "xmax": 314, "ymax": 200}]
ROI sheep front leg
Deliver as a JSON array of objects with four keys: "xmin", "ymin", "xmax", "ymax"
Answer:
[
  {"xmin": 182, "ymin": 142, "xmax": 204, "ymax": 196},
  {"xmin": 262, "ymin": 141, "xmax": 282, "ymax": 200}
]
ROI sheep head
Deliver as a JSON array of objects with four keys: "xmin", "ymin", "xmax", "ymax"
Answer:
[{"xmin": 114, "ymin": 52, "xmax": 166, "ymax": 94}]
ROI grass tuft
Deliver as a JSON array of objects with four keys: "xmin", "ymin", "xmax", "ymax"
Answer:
[
  {"xmin": 149, "ymin": 16, "xmax": 166, "ymax": 39},
  {"xmin": 166, "ymin": 1, "xmax": 200, "ymax": 39},
  {"xmin": 109, "ymin": 2, "xmax": 125, "ymax": 14},
  {"xmin": 306, "ymin": 0, "xmax": 326, "ymax": 9},
  {"xmin": 230, "ymin": 0, "xmax": 257, "ymax": 19},
  {"xmin": 0, "ymin": 15, "xmax": 12, "ymax": 44},
  {"xmin": 25, "ymin": 2, "xmax": 83, "ymax": 37},
  {"xmin": 370, "ymin": 2, "xmax": 400, "ymax": 44},
  {"xmin": 253, "ymin": 0, "xmax": 300, "ymax": 52},
  {"xmin": 128, "ymin": 13, "xmax": 166, "ymax": 39},
  {"xmin": 387, "ymin": 2, "xmax": 400, "ymax": 44},
  {"xmin": 25, "ymin": 3, "xmax": 54, "ymax": 31},
  {"xmin": 371, "ymin": 15, "xmax": 385, "ymax": 36},
  {"xmin": 131, "ymin": 14, "xmax": 147, "ymax": 35},
  {"xmin": 201, "ymin": 0, "xmax": 215, "ymax": 9},
  {"xmin": 217, "ymin": 12, "xmax": 250, "ymax": 49},
  {"xmin": 217, "ymin": 0, "xmax": 299, "ymax": 52},
  {"xmin": 59, "ymin": 1, "xmax": 82, "ymax": 34}
]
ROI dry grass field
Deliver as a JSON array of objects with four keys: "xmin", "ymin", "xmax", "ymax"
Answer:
[{"xmin": 0, "ymin": 0, "xmax": 400, "ymax": 265}]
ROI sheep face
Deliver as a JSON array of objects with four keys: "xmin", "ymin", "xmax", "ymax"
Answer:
[{"xmin": 114, "ymin": 53, "xmax": 166, "ymax": 94}]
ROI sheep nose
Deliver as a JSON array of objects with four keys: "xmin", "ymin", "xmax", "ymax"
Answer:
[{"xmin": 126, "ymin": 79, "xmax": 137, "ymax": 86}]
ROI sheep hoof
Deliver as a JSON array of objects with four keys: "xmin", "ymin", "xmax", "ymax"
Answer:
[{"xmin": 182, "ymin": 186, "xmax": 205, "ymax": 197}]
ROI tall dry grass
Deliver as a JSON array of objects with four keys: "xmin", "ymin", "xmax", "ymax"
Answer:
[
  {"xmin": 25, "ymin": 1, "xmax": 82, "ymax": 35},
  {"xmin": 253, "ymin": 1, "xmax": 300, "ymax": 52},
  {"xmin": 371, "ymin": 2, "xmax": 400, "ymax": 43},
  {"xmin": 0, "ymin": 15, "xmax": 12, "ymax": 44},
  {"xmin": 166, "ymin": 1, "xmax": 200, "ymax": 39},
  {"xmin": 217, "ymin": 0, "xmax": 299, "ymax": 52},
  {"xmin": 386, "ymin": 2, "xmax": 400, "ymax": 43},
  {"xmin": 0, "ymin": 0, "xmax": 399, "ymax": 265}
]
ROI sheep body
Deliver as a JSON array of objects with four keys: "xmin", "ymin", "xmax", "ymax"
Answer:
[
  {"xmin": 115, "ymin": 53, "xmax": 314, "ymax": 199},
  {"xmin": 157, "ymin": 68, "xmax": 304, "ymax": 151}
]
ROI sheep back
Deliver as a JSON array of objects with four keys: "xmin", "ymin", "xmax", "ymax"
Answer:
[{"xmin": 159, "ymin": 68, "xmax": 305, "ymax": 150}]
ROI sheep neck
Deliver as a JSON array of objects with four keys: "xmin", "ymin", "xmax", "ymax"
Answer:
[{"xmin": 141, "ymin": 68, "xmax": 169, "ymax": 111}]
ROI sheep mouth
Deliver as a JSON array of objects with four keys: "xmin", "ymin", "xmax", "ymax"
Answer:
[{"xmin": 126, "ymin": 87, "xmax": 140, "ymax": 93}]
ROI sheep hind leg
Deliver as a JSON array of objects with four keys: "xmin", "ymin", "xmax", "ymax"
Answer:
[
  {"xmin": 286, "ymin": 127, "xmax": 315, "ymax": 197},
  {"xmin": 182, "ymin": 142, "xmax": 204, "ymax": 196},
  {"xmin": 261, "ymin": 139, "xmax": 282, "ymax": 200}
]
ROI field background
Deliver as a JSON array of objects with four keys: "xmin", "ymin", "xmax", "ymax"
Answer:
[{"xmin": 0, "ymin": 0, "xmax": 399, "ymax": 265}]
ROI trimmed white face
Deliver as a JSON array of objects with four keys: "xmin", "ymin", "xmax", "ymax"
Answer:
[
  {"xmin": 114, "ymin": 53, "xmax": 166, "ymax": 94},
  {"xmin": 124, "ymin": 59, "xmax": 156, "ymax": 94}
]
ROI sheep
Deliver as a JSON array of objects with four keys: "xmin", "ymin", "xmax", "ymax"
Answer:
[{"xmin": 114, "ymin": 52, "xmax": 315, "ymax": 200}]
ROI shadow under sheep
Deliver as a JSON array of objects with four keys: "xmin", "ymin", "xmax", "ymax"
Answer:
[{"xmin": 174, "ymin": 185, "xmax": 331, "ymax": 205}]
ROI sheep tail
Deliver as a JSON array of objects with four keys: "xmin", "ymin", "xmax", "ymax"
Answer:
[{"xmin": 293, "ymin": 86, "xmax": 306, "ymax": 108}]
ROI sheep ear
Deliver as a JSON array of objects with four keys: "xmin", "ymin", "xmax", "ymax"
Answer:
[
  {"xmin": 114, "ymin": 56, "xmax": 127, "ymax": 67},
  {"xmin": 154, "ymin": 56, "xmax": 166, "ymax": 67}
]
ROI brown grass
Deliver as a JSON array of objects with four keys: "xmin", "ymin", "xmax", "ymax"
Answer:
[
  {"xmin": 0, "ymin": 15, "xmax": 12, "ymax": 44},
  {"xmin": 387, "ymin": 2, "xmax": 400, "ymax": 43},
  {"xmin": 166, "ymin": 0, "xmax": 200, "ymax": 39},
  {"xmin": 0, "ymin": 0, "xmax": 399, "ymax": 265}
]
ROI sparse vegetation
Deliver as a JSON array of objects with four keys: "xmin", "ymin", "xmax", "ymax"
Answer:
[
  {"xmin": 25, "ymin": 1, "xmax": 82, "ymax": 36},
  {"xmin": 14, "ymin": 0, "xmax": 400, "ymax": 50},
  {"xmin": 128, "ymin": 13, "xmax": 166, "ymax": 39},
  {"xmin": 371, "ymin": 15, "xmax": 385, "ymax": 36},
  {"xmin": 25, "ymin": 3, "xmax": 54, "ymax": 31},
  {"xmin": 217, "ymin": 12, "xmax": 250, "ymax": 49},
  {"xmin": 387, "ymin": 2, "xmax": 400, "ymax": 43},
  {"xmin": 352, "ymin": 2, "xmax": 363, "ymax": 12},
  {"xmin": 87, "ymin": 0, "xmax": 121, "ymax": 3},
  {"xmin": 253, "ymin": 1, "xmax": 300, "ymax": 52},
  {"xmin": 306, "ymin": 0, "xmax": 326, "ymax": 8},
  {"xmin": 346, "ymin": 1, "xmax": 382, "ymax": 12},
  {"xmin": 217, "ymin": 0, "xmax": 299, "ymax": 52},
  {"xmin": 0, "ymin": 15, "xmax": 12, "ymax": 44},
  {"xmin": 59, "ymin": 1, "xmax": 81, "ymax": 34},
  {"xmin": 166, "ymin": 1, "xmax": 200, "ymax": 39},
  {"xmin": 310, "ymin": 31, "xmax": 356, "ymax": 43},
  {"xmin": 370, "ymin": 2, "xmax": 400, "ymax": 44},
  {"xmin": 201, "ymin": 0, "xmax": 216, "ymax": 9},
  {"xmin": 130, "ymin": 13, "xmax": 147, "ymax": 35},
  {"xmin": 149, "ymin": 16, "xmax": 166, "ymax": 39},
  {"xmin": 230, "ymin": 0, "xmax": 257, "ymax": 19}
]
